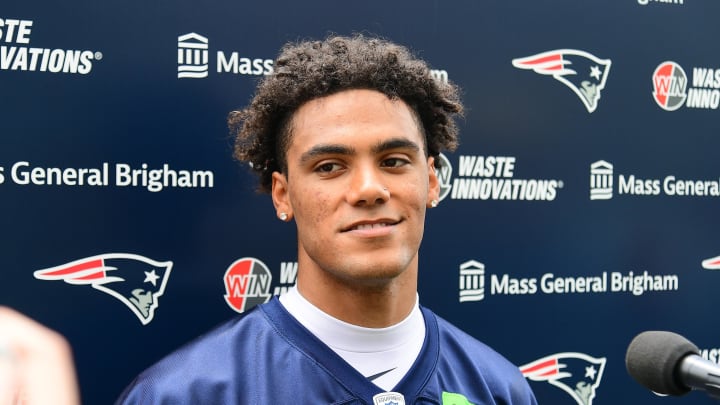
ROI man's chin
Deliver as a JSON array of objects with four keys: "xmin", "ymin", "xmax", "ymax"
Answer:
[{"xmin": 332, "ymin": 260, "xmax": 411, "ymax": 286}]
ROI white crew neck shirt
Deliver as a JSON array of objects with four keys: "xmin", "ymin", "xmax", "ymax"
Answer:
[{"xmin": 279, "ymin": 286, "xmax": 426, "ymax": 391}]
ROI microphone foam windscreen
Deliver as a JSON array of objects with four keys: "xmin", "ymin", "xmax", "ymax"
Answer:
[{"xmin": 625, "ymin": 330, "xmax": 699, "ymax": 396}]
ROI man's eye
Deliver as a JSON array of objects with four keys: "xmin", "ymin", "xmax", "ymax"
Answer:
[
  {"xmin": 382, "ymin": 158, "xmax": 409, "ymax": 168},
  {"xmin": 316, "ymin": 163, "xmax": 340, "ymax": 173}
]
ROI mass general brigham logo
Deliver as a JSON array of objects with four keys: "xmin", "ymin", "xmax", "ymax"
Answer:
[
  {"xmin": 177, "ymin": 32, "xmax": 209, "ymax": 78},
  {"xmin": 176, "ymin": 32, "xmax": 273, "ymax": 79}
]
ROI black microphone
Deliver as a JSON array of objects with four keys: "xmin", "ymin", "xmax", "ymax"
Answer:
[{"xmin": 626, "ymin": 330, "xmax": 720, "ymax": 400}]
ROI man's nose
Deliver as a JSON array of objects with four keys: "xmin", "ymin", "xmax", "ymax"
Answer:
[{"xmin": 346, "ymin": 165, "xmax": 390, "ymax": 206}]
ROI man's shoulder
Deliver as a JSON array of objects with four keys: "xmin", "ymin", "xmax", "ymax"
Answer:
[
  {"xmin": 160, "ymin": 302, "xmax": 270, "ymax": 362},
  {"xmin": 422, "ymin": 308, "xmax": 538, "ymax": 404},
  {"xmin": 423, "ymin": 307, "xmax": 525, "ymax": 375},
  {"xmin": 114, "ymin": 302, "xmax": 277, "ymax": 404}
]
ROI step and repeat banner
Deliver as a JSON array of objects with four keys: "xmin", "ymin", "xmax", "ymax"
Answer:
[{"xmin": 1, "ymin": 1, "xmax": 718, "ymax": 404}]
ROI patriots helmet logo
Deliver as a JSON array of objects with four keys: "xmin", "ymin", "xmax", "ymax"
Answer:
[
  {"xmin": 512, "ymin": 49, "xmax": 612, "ymax": 113},
  {"xmin": 520, "ymin": 352, "xmax": 606, "ymax": 405},
  {"xmin": 702, "ymin": 255, "xmax": 720, "ymax": 270},
  {"xmin": 34, "ymin": 253, "xmax": 173, "ymax": 325}
]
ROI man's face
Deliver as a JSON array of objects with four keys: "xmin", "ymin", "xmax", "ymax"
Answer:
[{"xmin": 272, "ymin": 89, "xmax": 439, "ymax": 287}]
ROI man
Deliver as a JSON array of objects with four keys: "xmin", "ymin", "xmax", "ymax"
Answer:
[{"xmin": 116, "ymin": 34, "xmax": 537, "ymax": 405}]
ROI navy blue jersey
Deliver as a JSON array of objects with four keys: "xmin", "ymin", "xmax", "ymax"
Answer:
[{"xmin": 116, "ymin": 298, "xmax": 537, "ymax": 404}]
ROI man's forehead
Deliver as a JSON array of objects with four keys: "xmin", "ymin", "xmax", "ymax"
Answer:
[
  {"xmin": 286, "ymin": 89, "xmax": 426, "ymax": 151},
  {"xmin": 293, "ymin": 88, "xmax": 417, "ymax": 121}
]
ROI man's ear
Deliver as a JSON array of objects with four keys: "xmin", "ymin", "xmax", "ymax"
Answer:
[
  {"xmin": 427, "ymin": 156, "xmax": 440, "ymax": 208},
  {"xmin": 271, "ymin": 171, "xmax": 293, "ymax": 221}
]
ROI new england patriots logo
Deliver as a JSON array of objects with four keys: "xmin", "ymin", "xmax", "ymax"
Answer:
[
  {"xmin": 520, "ymin": 352, "xmax": 606, "ymax": 405},
  {"xmin": 34, "ymin": 253, "xmax": 173, "ymax": 325},
  {"xmin": 702, "ymin": 255, "xmax": 720, "ymax": 270},
  {"xmin": 512, "ymin": 50, "xmax": 612, "ymax": 113}
]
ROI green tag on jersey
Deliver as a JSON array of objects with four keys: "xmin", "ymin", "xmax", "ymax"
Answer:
[{"xmin": 441, "ymin": 391, "xmax": 474, "ymax": 405}]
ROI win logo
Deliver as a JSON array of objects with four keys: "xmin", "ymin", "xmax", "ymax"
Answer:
[{"xmin": 223, "ymin": 257, "xmax": 272, "ymax": 313}]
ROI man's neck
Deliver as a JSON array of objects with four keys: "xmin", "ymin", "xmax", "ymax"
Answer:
[{"xmin": 295, "ymin": 266, "xmax": 418, "ymax": 328}]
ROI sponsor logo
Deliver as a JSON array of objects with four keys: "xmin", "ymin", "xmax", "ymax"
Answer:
[
  {"xmin": 700, "ymin": 347, "xmax": 720, "ymax": 365},
  {"xmin": 702, "ymin": 255, "xmax": 720, "ymax": 270},
  {"xmin": 224, "ymin": 258, "xmax": 271, "ymax": 313},
  {"xmin": 459, "ymin": 260, "xmax": 679, "ymax": 300},
  {"xmin": 589, "ymin": 160, "xmax": 613, "ymax": 200},
  {"xmin": 436, "ymin": 153, "xmax": 453, "ymax": 201},
  {"xmin": 0, "ymin": 161, "xmax": 214, "ymax": 192},
  {"xmin": 589, "ymin": 160, "xmax": 720, "ymax": 199},
  {"xmin": 223, "ymin": 259, "xmax": 297, "ymax": 313},
  {"xmin": 437, "ymin": 153, "xmax": 563, "ymax": 202},
  {"xmin": 33, "ymin": 253, "xmax": 172, "ymax": 325},
  {"xmin": 177, "ymin": 32, "xmax": 273, "ymax": 79},
  {"xmin": 458, "ymin": 260, "xmax": 484, "ymax": 302},
  {"xmin": 0, "ymin": 17, "xmax": 102, "ymax": 74},
  {"xmin": 430, "ymin": 69, "xmax": 449, "ymax": 84},
  {"xmin": 512, "ymin": 49, "xmax": 611, "ymax": 113},
  {"xmin": 177, "ymin": 32, "xmax": 208, "ymax": 78},
  {"xmin": 441, "ymin": 392, "xmax": 473, "ymax": 405},
  {"xmin": 521, "ymin": 352, "xmax": 606, "ymax": 405},
  {"xmin": 652, "ymin": 61, "xmax": 720, "ymax": 111},
  {"xmin": 638, "ymin": 0, "xmax": 683, "ymax": 6},
  {"xmin": 372, "ymin": 392, "xmax": 405, "ymax": 405},
  {"xmin": 652, "ymin": 61, "xmax": 687, "ymax": 111}
]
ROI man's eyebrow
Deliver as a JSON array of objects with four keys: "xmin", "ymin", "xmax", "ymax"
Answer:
[
  {"xmin": 298, "ymin": 137, "xmax": 422, "ymax": 165},
  {"xmin": 299, "ymin": 144, "xmax": 355, "ymax": 165},
  {"xmin": 372, "ymin": 137, "xmax": 421, "ymax": 154}
]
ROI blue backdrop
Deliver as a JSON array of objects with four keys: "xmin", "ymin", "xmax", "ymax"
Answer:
[{"xmin": 2, "ymin": 1, "xmax": 717, "ymax": 404}]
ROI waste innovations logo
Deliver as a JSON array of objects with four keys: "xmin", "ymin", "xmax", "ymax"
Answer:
[
  {"xmin": 521, "ymin": 352, "xmax": 606, "ymax": 405},
  {"xmin": 0, "ymin": 161, "xmax": 215, "ymax": 192},
  {"xmin": 177, "ymin": 32, "xmax": 273, "ymax": 79},
  {"xmin": 0, "ymin": 16, "xmax": 102, "ymax": 74},
  {"xmin": 223, "ymin": 258, "xmax": 297, "ymax": 313},
  {"xmin": 512, "ymin": 49, "xmax": 611, "ymax": 113},
  {"xmin": 436, "ymin": 153, "xmax": 563, "ymax": 202},
  {"xmin": 458, "ymin": 259, "xmax": 679, "ymax": 302},
  {"xmin": 589, "ymin": 160, "xmax": 720, "ymax": 200},
  {"xmin": 652, "ymin": 61, "xmax": 720, "ymax": 111},
  {"xmin": 33, "ymin": 253, "xmax": 172, "ymax": 325}
]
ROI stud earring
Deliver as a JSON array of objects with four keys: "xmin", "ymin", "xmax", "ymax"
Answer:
[
  {"xmin": 279, "ymin": 212, "xmax": 288, "ymax": 221},
  {"xmin": 430, "ymin": 200, "xmax": 438, "ymax": 208}
]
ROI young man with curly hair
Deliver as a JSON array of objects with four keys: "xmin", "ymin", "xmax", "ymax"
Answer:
[{"xmin": 117, "ymin": 34, "xmax": 537, "ymax": 405}]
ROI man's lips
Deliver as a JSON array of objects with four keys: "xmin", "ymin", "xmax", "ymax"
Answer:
[{"xmin": 341, "ymin": 219, "xmax": 400, "ymax": 232}]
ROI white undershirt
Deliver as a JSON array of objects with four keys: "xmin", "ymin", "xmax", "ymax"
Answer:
[{"xmin": 279, "ymin": 286, "xmax": 426, "ymax": 391}]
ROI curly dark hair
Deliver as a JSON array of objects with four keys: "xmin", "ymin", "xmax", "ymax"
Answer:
[{"xmin": 229, "ymin": 34, "xmax": 463, "ymax": 193}]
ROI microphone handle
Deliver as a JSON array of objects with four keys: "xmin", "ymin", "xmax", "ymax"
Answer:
[{"xmin": 679, "ymin": 355, "xmax": 720, "ymax": 400}]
